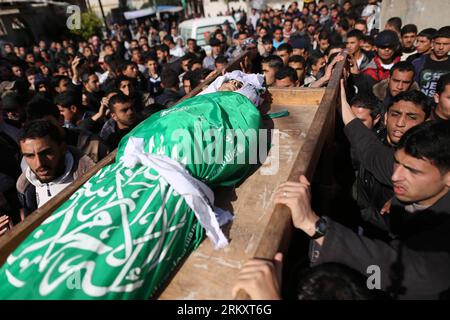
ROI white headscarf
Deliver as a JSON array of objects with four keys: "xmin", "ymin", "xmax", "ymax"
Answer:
[{"xmin": 198, "ymin": 70, "xmax": 265, "ymax": 106}]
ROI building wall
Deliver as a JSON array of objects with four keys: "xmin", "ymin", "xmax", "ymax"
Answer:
[
  {"xmin": 202, "ymin": 0, "xmax": 295, "ymax": 18},
  {"xmin": 87, "ymin": 0, "xmax": 146, "ymax": 18},
  {"xmin": 380, "ymin": 0, "xmax": 450, "ymax": 31},
  {"xmin": 202, "ymin": 0, "xmax": 249, "ymax": 17}
]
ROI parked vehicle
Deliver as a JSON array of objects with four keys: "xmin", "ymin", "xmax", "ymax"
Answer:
[{"xmin": 178, "ymin": 16, "xmax": 236, "ymax": 51}]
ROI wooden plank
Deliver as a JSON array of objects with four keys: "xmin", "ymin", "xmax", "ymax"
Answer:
[
  {"xmin": 0, "ymin": 51, "xmax": 254, "ymax": 268},
  {"xmin": 234, "ymin": 52, "xmax": 347, "ymax": 300},
  {"xmin": 268, "ymin": 87, "xmax": 325, "ymax": 107}
]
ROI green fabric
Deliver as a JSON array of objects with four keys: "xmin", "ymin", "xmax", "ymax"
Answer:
[
  {"xmin": 0, "ymin": 92, "xmax": 261, "ymax": 299},
  {"xmin": 117, "ymin": 91, "xmax": 262, "ymax": 186}
]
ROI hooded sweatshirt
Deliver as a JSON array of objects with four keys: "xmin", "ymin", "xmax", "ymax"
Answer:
[{"xmin": 25, "ymin": 151, "xmax": 74, "ymax": 208}]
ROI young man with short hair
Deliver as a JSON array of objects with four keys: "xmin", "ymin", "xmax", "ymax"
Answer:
[
  {"xmin": 99, "ymin": 93, "xmax": 138, "ymax": 150},
  {"xmin": 17, "ymin": 120, "xmax": 94, "ymax": 215},
  {"xmin": 53, "ymin": 76, "xmax": 71, "ymax": 94},
  {"xmin": 276, "ymin": 43, "xmax": 293, "ymax": 66},
  {"xmin": 274, "ymin": 67, "xmax": 299, "ymax": 87},
  {"xmin": 290, "ymin": 36, "xmax": 310, "ymax": 60},
  {"xmin": 346, "ymin": 29, "xmax": 370, "ymax": 70},
  {"xmin": 156, "ymin": 44, "xmax": 177, "ymax": 66},
  {"xmin": 413, "ymin": 27, "xmax": 450, "ymax": 97},
  {"xmin": 261, "ymin": 55, "xmax": 284, "ymax": 87},
  {"xmin": 350, "ymin": 94, "xmax": 382, "ymax": 130},
  {"xmin": 260, "ymin": 35, "xmax": 274, "ymax": 58},
  {"xmin": 406, "ymin": 28, "xmax": 437, "ymax": 62},
  {"xmin": 372, "ymin": 61, "xmax": 419, "ymax": 109},
  {"xmin": 315, "ymin": 31, "xmax": 331, "ymax": 55},
  {"xmin": 304, "ymin": 51, "xmax": 326, "ymax": 86},
  {"xmin": 162, "ymin": 35, "xmax": 184, "ymax": 58},
  {"xmin": 54, "ymin": 91, "xmax": 89, "ymax": 129},
  {"xmin": 155, "ymin": 68, "xmax": 182, "ymax": 107},
  {"xmin": 185, "ymin": 38, "xmax": 206, "ymax": 60},
  {"xmin": 130, "ymin": 47, "xmax": 146, "ymax": 74},
  {"xmin": 80, "ymin": 71, "xmax": 104, "ymax": 112},
  {"xmin": 203, "ymin": 38, "xmax": 223, "ymax": 71},
  {"xmin": 118, "ymin": 61, "xmax": 148, "ymax": 94},
  {"xmin": 354, "ymin": 19, "xmax": 368, "ymax": 35},
  {"xmin": 214, "ymin": 55, "xmax": 228, "ymax": 74},
  {"xmin": 400, "ymin": 24, "xmax": 418, "ymax": 61},
  {"xmin": 288, "ymin": 55, "xmax": 306, "ymax": 86},
  {"xmin": 432, "ymin": 72, "xmax": 450, "ymax": 120},
  {"xmin": 272, "ymin": 27, "xmax": 285, "ymax": 50},
  {"xmin": 361, "ymin": 35, "xmax": 376, "ymax": 60},
  {"xmin": 385, "ymin": 17, "xmax": 402, "ymax": 37},
  {"xmin": 145, "ymin": 56, "xmax": 162, "ymax": 97}
]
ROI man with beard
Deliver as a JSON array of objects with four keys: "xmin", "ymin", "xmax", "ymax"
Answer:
[
  {"xmin": 372, "ymin": 61, "xmax": 419, "ymax": 111},
  {"xmin": 400, "ymin": 24, "xmax": 418, "ymax": 61},
  {"xmin": 17, "ymin": 120, "xmax": 94, "ymax": 216}
]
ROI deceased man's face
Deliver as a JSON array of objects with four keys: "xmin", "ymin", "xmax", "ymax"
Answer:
[{"xmin": 219, "ymin": 79, "xmax": 243, "ymax": 92}]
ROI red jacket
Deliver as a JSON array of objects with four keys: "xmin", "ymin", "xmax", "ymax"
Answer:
[{"xmin": 362, "ymin": 56, "xmax": 401, "ymax": 82}]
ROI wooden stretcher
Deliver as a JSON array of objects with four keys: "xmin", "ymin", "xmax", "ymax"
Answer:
[{"xmin": 0, "ymin": 49, "xmax": 346, "ymax": 299}]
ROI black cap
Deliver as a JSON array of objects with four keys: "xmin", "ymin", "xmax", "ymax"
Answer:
[{"xmin": 375, "ymin": 30, "xmax": 400, "ymax": 47}]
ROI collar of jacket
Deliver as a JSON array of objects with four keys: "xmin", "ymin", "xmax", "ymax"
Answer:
[{"xmin": 392, "ymin": 190, "xmax": 450, "ymax": 215}]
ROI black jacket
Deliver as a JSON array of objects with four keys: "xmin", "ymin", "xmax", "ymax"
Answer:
[
  {"xmin": 345, "ymin": 119, "xmax": 395, "ymax": 231},
  {"xmin": 311, "ymin": 191, "xmax": 450, "ymax": 299}
]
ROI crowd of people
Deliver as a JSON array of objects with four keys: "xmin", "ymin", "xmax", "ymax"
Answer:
[{"xmin": 1, "ymin": 0, "xmax": 450, "ymax": 299}]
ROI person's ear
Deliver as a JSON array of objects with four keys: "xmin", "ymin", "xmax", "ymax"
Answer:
[
  {"xmin": 443, "ymin": 171, "xmax": 450, "ymax": 188},
  {"xmin": 111, "ymin": 112, "xmax": 118, "ymax": 121},
  {"xmin": 434, "ymin": 93, "xmax": 440, "ymax": 105},
  {"xmin": 70, "ymin": 105, "xmax": 77, "ymax": 113},
  {"xmin": 384, "ymin": 111, "xmax": 388, "ymax": 125}
]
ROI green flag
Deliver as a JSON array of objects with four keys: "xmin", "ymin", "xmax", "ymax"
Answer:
[{"xmin": 0, "ymin": 92, "xmax": 261, "ymax": 299}]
